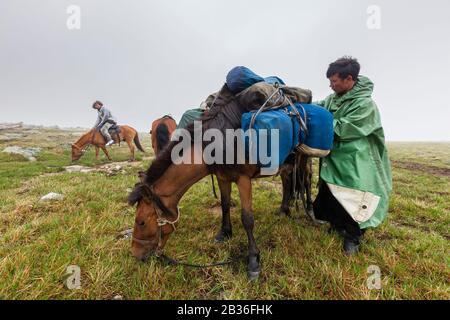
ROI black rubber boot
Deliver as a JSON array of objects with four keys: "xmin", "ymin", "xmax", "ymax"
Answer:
[{"xmin": 328, "ymin": 225, "xmax": 347, "ymax": 238}]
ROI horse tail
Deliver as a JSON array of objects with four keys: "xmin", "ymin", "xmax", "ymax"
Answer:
[
  {"xmin": 292, "ymin": 154, "xmax": 307, "ymax": 208},
  {"xmin": 155, "ymin": 123, "xmax": 170, "ymax": 153},
  {"xmin": 133, "ymin": 133, "xmax": 145, "ymax": 153}
]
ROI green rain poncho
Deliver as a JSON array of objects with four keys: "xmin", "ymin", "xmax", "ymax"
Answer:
[{"xmin": 315, "ymin": 76, "xmax": 392, "ymax": 229}]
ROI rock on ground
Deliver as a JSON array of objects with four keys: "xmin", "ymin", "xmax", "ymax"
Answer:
[
  {"xmin": 40, "ymin": 192, "xmax": 64, "ymax": 201},
  {"xmin": 2, "ymin": 146, "xmax": 42, "ymax": 161},
  {"xmin": 64, "ymin": 165, "xmax": 95, "ymax": 173}
]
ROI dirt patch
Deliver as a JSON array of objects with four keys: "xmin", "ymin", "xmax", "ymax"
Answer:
[{"xmin": 392, "ymin": 160, "xmax": 450, "ymax": 177}]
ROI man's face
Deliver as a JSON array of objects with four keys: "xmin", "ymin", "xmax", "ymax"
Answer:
[
  {"xmin": 328, "ymin": 74, "xmax": 355, "ymax": 95},
  {"xmin": 93, "ymin": 103, "xmax": 101, "ymax": 110}
]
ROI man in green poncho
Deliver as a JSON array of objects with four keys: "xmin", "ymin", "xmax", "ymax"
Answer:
[{"xmin": 313, "ymin": 56, "xmax": 392, "ymax": 255}]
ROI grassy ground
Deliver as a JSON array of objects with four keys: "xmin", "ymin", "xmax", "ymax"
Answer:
[{"xmin": 0, "ymin": 128, "xmax": 449, "ymax": 300}]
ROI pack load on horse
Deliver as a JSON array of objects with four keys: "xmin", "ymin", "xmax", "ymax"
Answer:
[
  {"xmin": 128, "ymin": 66, "xmax": 333, "ymax": 279},
  {"xmin": 235, "ymin": 75, "xmax": 334, "ymax": 167},
  {"xmin": 150, "ymin": 115, "xmax": 177, "ymax": 156}
]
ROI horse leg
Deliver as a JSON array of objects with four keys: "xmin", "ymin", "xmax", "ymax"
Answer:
[
  {"xmin": 279, "ymin": 167, "xmax": 293, "ymax": 216},
  {"xmin": 300, "ymin": 155, "xmax": 314, "ymax": 218},
  {"xmin": 214, "ymin": 178, "xmax": 232, "ymax": 243},
  {"xmin": 126, "ymin": 138, "xmax": 135, "ymax": 162},
  {"xmin": 101, "ymin": 146, "xmax": 112, "ymax": 161},
  {"xmin": 95, "ymin": 146, "xmax": 99, "ymax": 161},
  {"xmin": 237, "ymin": 176, "xmax": 260, "ymax": 280}
]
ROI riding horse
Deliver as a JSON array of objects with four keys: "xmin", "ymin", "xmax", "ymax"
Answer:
[
  {"xmin": 71, "ymin": 125, "xmax": 145, "ymax": 162},
  {"xmin": 150, "ymin": 115, "xmax": 177, "ymax": 155},
  {"xmin": 129, "ymin": 84, "xmax": 313, "ymax": 280}
]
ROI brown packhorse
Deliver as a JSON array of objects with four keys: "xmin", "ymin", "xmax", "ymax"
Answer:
[
  {"xmin": 71, "ymin": 125, "xmax": 145, "ymax": 162},
  {"xmin": 129, "ymin": 85, "xmax": 314, "ymax": 280},
  {"xmin": 150, "ymin": 115, "xmax": 177, "ymax": 155}
]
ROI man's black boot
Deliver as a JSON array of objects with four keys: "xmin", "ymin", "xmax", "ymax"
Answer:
[{"xmin": 328, "ymin": 225, "xmax": 347, "ymax": 238}]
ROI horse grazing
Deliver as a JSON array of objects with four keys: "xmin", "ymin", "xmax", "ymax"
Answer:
[
  {"xmin": 128, "ymin": 84, "xmax": 314, "ymax": 280},
  {"xmin": 71, "ymin": 125, "xmax": 145, "ymax": 162},
  {"xmin": 150, "ymin": 115, "xmax": 177, "ymax": 155}
]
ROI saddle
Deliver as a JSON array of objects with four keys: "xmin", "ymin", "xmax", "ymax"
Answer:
[{"xmin": 107, "ymin": 122, "xmax": 121, "ymax": 143}]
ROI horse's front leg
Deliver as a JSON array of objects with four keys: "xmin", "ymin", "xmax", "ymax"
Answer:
[
  {"xmin": 237, "ymin": 176, "xmax": 260, "ymax": 280},
  {"xmin": 101, "ymin": 146, "xmax": 112, "ymax": 161},
  {"xmin": 214, "ymin": 177, "xmax": 232, "ymax": 243}
]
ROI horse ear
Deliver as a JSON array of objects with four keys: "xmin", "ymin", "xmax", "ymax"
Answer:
[
  {"xmin": 138, "ymin": 171, "xmax": 147, "ymax": 183},
  {"xmin": 128, "ymin": 185, "xmax": 142, "ymax": 206}
]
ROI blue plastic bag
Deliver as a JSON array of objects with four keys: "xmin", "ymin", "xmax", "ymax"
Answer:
[{"xmin": 226, "ymin": 66, "xmax": 264, "ymax": 94}]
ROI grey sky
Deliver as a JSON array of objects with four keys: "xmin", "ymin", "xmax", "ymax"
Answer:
[{"xmin": 1, "ymin": 0, "xmax": 449, "ymax": 141}]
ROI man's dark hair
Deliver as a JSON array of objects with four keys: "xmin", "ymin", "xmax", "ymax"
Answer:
[
  {"xmin": 92, "ymin": 101, "xmax": 103, "ymax": 108},
  {"xmin": 326, "ymin": 56, "xmax": 360, "ymax": 81}
]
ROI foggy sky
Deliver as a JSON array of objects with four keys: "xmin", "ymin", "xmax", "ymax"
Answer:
[{"xmin": 1, "ymin": 0, "xmax": 449, "ymax": 141}]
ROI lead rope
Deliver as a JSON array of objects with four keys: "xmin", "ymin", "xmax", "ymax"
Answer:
[{"xmin": 156, "ymin": 217, "xmax": 282, "ymax": 269}]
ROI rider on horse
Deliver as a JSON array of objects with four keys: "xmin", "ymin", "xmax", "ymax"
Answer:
[{"xmin": 92, "ymin": 100, "xmax": 116, "ymax": 147}]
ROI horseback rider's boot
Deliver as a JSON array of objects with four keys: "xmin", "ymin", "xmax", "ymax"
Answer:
[{"xmin": 105, "ymin": 140, "xmax": 114, "ymax": 147}]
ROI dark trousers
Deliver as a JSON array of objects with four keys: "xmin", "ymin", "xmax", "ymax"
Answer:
[{"xmin": 313, "ymin": 182, "xmax": 365, "ymax": 241}]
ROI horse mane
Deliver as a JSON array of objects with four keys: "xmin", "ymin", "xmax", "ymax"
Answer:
[
  {"xmin": 144, "ymin": 140, "xmax": 179, "ymax": 186},
  {"xmin": 74, "ymin": 129, "xmax": 95, "ymax": 147}
]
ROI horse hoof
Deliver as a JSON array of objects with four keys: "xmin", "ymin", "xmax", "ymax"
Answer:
[
  {"xmin": 247, "ymin": 271, "xmax": 260, "ymax": 281},
  {"xmin": 214, "ymin": 232, "xmax": 231, "ymax": 243},
  {"xmin": 277, "ymin": 207, "xmax": 290, "ymax": 217}
]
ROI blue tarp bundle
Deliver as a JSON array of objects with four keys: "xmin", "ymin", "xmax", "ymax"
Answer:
[
  {"xmin": 226, "ymin": 66, "xmax": 265, "ymax": 94},
  {"xmin": 226, "ymin": 66, "xmax": 287, "ymax": 94},
  {"xmin": 241, "ymin": 103, "xmax": 334, "ymax": 168}
]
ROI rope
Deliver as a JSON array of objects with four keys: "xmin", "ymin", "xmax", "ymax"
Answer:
[{"xmin": 154, "ymin": 216, "xmax": 282, "ymax": 269}]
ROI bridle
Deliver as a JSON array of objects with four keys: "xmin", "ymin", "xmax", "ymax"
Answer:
[
  {"xmin": 131, "ymin": 184, "xmax": 180, "ymax": 256},
  {"xmin": 72, "ymin": 130, "xmax": 97, "ymax": 158},
  {"xmin": 72, "ymin": 143, "xmax": 91, "ymax": 155}
]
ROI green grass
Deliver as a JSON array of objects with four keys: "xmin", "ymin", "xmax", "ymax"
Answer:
[{"xmin": 0, "ymin": 129, "xmax": 449, "ymax": 300}]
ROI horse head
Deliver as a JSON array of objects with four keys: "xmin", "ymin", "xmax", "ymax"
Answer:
[
  {"xmin": 71, "ymin": 144, "xmax": 84, "ymax": 162},
  {"xmin": 128, "ymin": 180, "xmax": 179, "ymax": 260}
]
